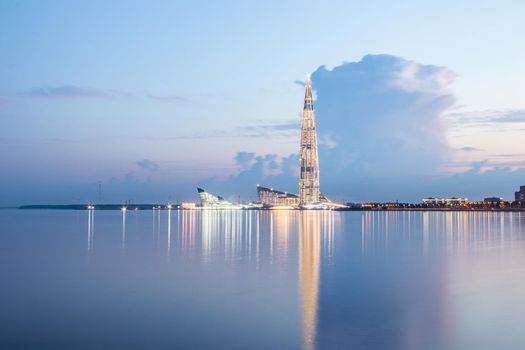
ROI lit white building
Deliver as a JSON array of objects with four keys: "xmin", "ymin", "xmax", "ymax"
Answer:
[
  {"xmin": 197, "ymin": 188, "xmax": 242, "ymax": 209},
  {"xmin": 256, "ymin": 185, "xmax": 299, "ymax": 208}
]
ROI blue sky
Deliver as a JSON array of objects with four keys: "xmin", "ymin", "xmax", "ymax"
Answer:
[{"xmin": 1, "ymin": 0, "xmax": 525, "ymax": 205}]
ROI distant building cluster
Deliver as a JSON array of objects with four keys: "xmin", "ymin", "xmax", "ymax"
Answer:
[{"xmin": 422, "ymin": 197, "xmax": 468, "ymax": 205}]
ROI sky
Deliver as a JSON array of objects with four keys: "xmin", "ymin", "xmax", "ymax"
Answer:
[{"xmin": 1, "ymin": 0, "xmax": 525, "ymax": 205}]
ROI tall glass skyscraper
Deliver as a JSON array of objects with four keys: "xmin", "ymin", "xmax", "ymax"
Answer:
[{"xmin": 299, "ymin": 76, "xmax": 321, "ymax": 206}]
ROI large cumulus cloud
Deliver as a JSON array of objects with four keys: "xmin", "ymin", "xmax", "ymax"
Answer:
[{"xmin": 312, "ymin": 54, "xmax": 455, "ymax": 184}]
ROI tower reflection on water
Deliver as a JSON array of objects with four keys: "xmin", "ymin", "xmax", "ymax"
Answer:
[
  {"xmin": 189, "ymin": 209, "xmax": 334, "ymax": 350},
  {"xmin": 299, "ymin": 211, "xmax": 321, "ymax": 350}
]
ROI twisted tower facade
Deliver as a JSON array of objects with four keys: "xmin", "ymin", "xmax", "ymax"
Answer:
[{"xmin": 299, "ymin": 76, "xmax": 320, "ymax": 206}]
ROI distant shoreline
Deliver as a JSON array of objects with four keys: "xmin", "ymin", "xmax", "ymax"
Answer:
[
  {"xmin": 14, "ymin": 204, "xmax": 525, "ymax": 212},
  {"xmin": 18, "ymin": 204, "xmax": 161, "ymax": 210}
]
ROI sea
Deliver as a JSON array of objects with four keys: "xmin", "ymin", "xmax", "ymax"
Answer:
[{"xmin": 1, "ymin": 209, "xmax": 525, "ymax": 349}]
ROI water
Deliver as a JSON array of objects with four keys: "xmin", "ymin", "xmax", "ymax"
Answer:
[{"xmin": 1, "ymin": 209, "xmax": 525, "ymax": 350}]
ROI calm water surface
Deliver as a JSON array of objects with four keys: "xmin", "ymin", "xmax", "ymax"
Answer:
[{"xmin": 1, "ymin": 209, "xmax": 525, "ymax": 349}]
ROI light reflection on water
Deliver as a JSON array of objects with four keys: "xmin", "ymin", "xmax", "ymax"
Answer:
[{"xmin": 1, "ymin": 210, "xmax": 525, "ymax": 349}]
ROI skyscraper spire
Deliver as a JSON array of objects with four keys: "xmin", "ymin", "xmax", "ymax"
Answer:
[{"xmin": 299, "ymin": 75, "xmax": 320, "ymax": 206}]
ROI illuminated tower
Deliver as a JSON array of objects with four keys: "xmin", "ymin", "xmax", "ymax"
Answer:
[{"xmin": 299, "ymin": 75, "xmax": 320, "ymax": 206}]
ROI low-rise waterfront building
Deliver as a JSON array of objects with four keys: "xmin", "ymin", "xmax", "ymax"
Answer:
[
  {"xmin": 197, "ymin": 188, "xmax": 242, "ymax": 209},
  {"xmin": 256, "ymin": 185, "xmax": 300, "ymax": 207},
  {"xmin": 180, "ymin": 202, "xmax": 197, "ymax": 209}
]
